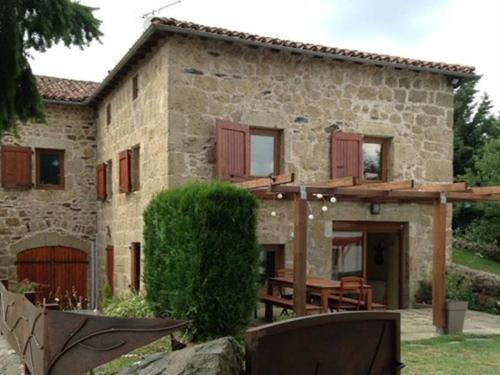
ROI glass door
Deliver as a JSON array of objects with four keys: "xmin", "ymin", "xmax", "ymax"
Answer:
[{"xmin": 331, "ymin": 231, "xmax": 366, "ymax": 280}]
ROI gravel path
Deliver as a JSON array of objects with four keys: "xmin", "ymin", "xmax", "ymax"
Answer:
[{"xmin": 0, "ymin": 335, "xmax": 23, "ymax": 375}]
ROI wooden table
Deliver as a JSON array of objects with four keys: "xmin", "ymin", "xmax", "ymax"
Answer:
[{"xmin": 267, "ymin": 276, "xmax": 373, "ymax": 313}]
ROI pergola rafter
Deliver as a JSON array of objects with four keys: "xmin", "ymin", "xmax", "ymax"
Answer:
[{"xmin": 235, "ymin": 174, "xmax": 500, "ymax": 331}]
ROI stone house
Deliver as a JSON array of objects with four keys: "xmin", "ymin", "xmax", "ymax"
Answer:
[{"xmin": 0, "ymin": 18, "xmax": 476, "ymax": 308}]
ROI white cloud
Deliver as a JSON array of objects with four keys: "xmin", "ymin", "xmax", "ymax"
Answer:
[{"xmin": 30, "ymin": 0, "xmax": 500, "ymax": 112}]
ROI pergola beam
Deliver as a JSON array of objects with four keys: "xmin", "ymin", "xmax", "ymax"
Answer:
[
  {"xmin": 416, "ymin": 182, "xmax": 468, "ymax": 192},
  {"xmin": 432, "ymin": 198, "xmax": 447, "ymax": 329},
  {"xmin": 471, "ymin": 186, "xmax": 500, "ymax": 195},
  {"xmin": 233, "ymin": 173, "xmax": 294, "ymax": 190},
  {"xmin": 347, "ymin": 180, "xmax": 414, "ymax": 191},
  {"xmin": 293, "ymin": 192, "xmax": 307, "ymax": 316}
]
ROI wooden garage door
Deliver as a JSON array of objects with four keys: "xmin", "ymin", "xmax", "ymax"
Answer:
[{"xmin": 16, "ymin": 246, "xmax": 88, "ymax": 300}]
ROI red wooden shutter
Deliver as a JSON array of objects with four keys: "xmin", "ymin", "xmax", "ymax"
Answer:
[
  {"xmin": 106, "ymin": 246, "xmax": 114, "ymax": 294},
  {"xmin": 216, "ymin": 120, "xmax": 250, "ymax": 181},
  {"xmin": 331, "ymin": 132, "xmax": 363, "ymax": 178},
  {"xmin": 118, "ymin": 150, "xmax": 131, "ymax": 193},
  {"xmin": 96, "ymin": 163, "xmax": 107, "ymax": 201},
  {"xmin": 1, "ymin": 145, "xmax": 32, "ymax": 189}
]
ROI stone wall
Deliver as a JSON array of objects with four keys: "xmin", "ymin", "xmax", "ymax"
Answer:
[
  {"xmin": 95, "ymin": 42, "xmax": 170, "ymax": 293},
  {"xmin": 165, "ymin": 34, "xmax": 455, "ymax": 302},
  {"xmin": 0, "ymin": 103, "xmax": 96, "ymax": 283}
]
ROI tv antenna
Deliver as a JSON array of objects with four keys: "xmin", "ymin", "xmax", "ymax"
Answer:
[{"xmin": 141, "ymin": 0, "xmax": 182, "ymax": 28}]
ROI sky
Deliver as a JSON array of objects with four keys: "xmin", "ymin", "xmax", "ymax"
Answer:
[{"xmin": 30, "ymin": 0, "xmax": 500, "ymax": 112}]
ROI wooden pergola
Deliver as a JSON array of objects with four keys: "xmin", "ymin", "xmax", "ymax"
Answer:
[{"xmin": 236, "ymin": 174, "xmax": 500, "ymax": 330}]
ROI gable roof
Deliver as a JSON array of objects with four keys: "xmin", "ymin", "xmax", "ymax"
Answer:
[
  {"xmin": 87, "ymin": 17, "xmax": 477, "ymax": 104},
  {"xmin": 152, "ymin": 18, "xmax": 476, "ymax": 76},
  {"xmin": 37, "ymin": 18, "xmax": 478, "ymax": 105},
  {"xmin": 36, "ymin": 75, "xmax": 99, "ymax": 103}
]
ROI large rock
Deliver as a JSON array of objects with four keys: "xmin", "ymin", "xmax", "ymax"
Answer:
[{"xmin": 118, "ymin": 337, "xmax": 243, "ymax": 375}]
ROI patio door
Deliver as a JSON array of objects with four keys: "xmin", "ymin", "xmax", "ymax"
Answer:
[{"xmin": 332, "ymin": 221, "xmax": 407, "ymax": 309}]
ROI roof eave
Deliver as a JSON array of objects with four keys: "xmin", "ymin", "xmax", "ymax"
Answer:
[
  {"xmin": 43, "ymin": 98, "xmax": 89, "ymax": 106},
  {"xmin": 86, "ymin": 24, "xmax": 159, "ymax": 105},
  {"xmin": 154, "ymin": 23, "xmax": 479, "ymax": 79}
]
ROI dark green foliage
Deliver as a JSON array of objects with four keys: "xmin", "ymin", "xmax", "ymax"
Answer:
[
  {"xmin": 453, "ymin": 81, "xmax": 499, "ymax": 177},
  {"xmin": 453, "ymin": 79, "xmax": 500, "ymax": 240},
  {"xmin": 0, "ymin": 0, "xmax": 102, "ymax": 136},
  {"xmin": 143, "ymin": 181, "xmax": 260, "ymax": 340},
  {"xmin": 455, "ymin": 138, "xmax": 500, "ymax": 244}
]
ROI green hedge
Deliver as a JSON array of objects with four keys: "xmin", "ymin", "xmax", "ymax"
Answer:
[{"xmin": 143, "ymin": 181, "xmax": 260, "ymax": 339}]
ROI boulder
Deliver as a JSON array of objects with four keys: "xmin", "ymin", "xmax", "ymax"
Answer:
[{"xmin": 118, "ymin": 337, "xmax": 243, "ymax": 375}]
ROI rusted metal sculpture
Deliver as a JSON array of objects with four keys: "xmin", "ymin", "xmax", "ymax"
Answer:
[
  {"xmin": 0, "ymin": 280, "xmax": 188, "ymax": 375},
  {"xmin": 246, "ymin": 312, "xmax": 404, "ymax": 374}
]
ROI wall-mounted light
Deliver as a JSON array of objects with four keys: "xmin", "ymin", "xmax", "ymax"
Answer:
[{"xmin": 370, "ymin": 202, "xmax": 381, "ymax": 215}]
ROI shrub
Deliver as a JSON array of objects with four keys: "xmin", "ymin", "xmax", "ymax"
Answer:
[
  {"xmin": 414, "ymin": 280, "xmax": 432, "ymax": 304},
  {"xmin": 12, "ymin": 279, "xmax": 39, "ymax": 294},
  {"xmin": 103, "ymin": 294, "xmax": 153, "ymax": 318},
  {"xmin": 453, "ymin": 237, "xmax": 500, "ymax": 262},
  {"xmin": 414, "ymin": 271, "xmax": 475, "ymax": 306},
  {"xmin": 446, "ymin": 270, "xmax": 474, "ymax": 302},
  {"xmin": 143, "ymin": 181, "xmax": 260, "ymax": 340}
]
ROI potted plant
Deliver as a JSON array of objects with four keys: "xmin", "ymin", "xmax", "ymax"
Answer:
[{"xmin": 445, "ymin": 270, "xmax": 473, "ymax": 334}]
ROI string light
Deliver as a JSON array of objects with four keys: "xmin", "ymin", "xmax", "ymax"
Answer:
[
  {"xmin": 271, "ymin": 211, "xmax": 277, "ymax": 217},
  {"xmin": 277, "ymin": 193, "xmax": 283, "ymax": 199},
  {"xmin": 330, "ymin": 196, "xmax": 337, "ymax": 203},
  {"xmin": 321, "ymin": 205, "xmax": 328, "ymax": 212},
  {"xmin": 316, "ymin": 193, "xmax": 323, "ymax": 199},
  {"xmin": 308, "ymin": 213, "xmax": 314, "ymax": 220}
]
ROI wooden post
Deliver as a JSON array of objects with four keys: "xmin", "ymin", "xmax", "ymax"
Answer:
[
  {"xmin": 432, "ymin": 197, "xmax": 447, "ymax": 330},
  {"xmin": 293, "ymin": 190, "xmax": 307, "ymax": 316}
]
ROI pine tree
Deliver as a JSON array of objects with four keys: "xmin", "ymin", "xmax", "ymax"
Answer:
[
  {"xmin": 0, "ymin": 0, "xmax": 102, "ymax": 137},
  {"xmin": 453, "ymin": 80, "xmax": 500, "ymax": 177}
]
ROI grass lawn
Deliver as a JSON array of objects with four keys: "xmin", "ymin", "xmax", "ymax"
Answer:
[
  {"xmin": 453, "ymin": 248, "xmax": 500, "ymax": 276},
  {"xmin": 402, "ymin": 335, "xmax": 500, "ymax": 374}
]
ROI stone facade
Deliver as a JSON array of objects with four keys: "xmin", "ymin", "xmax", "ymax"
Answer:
[
  {"xmin": 1, "ymin": 32, "xmax": 456, "ymax": 305},
  {"xmin": 0, "ymin": 103, "xmax": 96, "ymax": 282},
  {"xmin": 163, "ymin": 35, "xmax": 455, "ymax": 303},
  {"xmin": 95, "ymin": 42, "xmax": 170, "ymax": 292}
]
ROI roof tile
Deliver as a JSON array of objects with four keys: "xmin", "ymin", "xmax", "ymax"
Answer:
[
  {"xmin": 152, "ymin": 17, "xmax": 475, "ymax": 75},
  {"xmin": 36, "ymin": 75, "xmax": 99, "ymax": 103}
]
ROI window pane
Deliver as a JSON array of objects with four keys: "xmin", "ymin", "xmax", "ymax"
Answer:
[
  {"xmin": 251, "ymin": 135, "xmax": 275, "ymax": 176},
  {"xmin": 39, "ymin": 153, "xmax": 61, "ymax": 185},
  {"xmin": 363, "ymin": 143, "xmax": 382, "ymax": 180},
  {"xmin": 332, "ymin": 231, "xmax": 363, "ymax": 279}
]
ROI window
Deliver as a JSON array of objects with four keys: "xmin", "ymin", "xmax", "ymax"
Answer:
[
  {"xmin": 118, "ymin": 150, "xmax": 131, "ymax": 193},
  {"xmin": 131, "ymin": 145, "xmax": 140, "ymax": 192},
  {"xmin": 118, "ymin": 146, "xmax": 140, "ymax": 194},
  {"xmin": 215, "ymin": 120, "xmax": 281, "ymax": 180},
  {"xmin": 331, "ymin": 132, "xmax": 390, "ymax": 181},
  {"xmin": 36, "ymin": 149, "xmax": 64, "ymax": 189},
  {"xmin": 132, "ymin": 74, "xmax": 139, "ymax": 100},
  {"xmin": 96, "ymin": 163, "xmax": 107, "ymax": 201},
  {"xmin": 106, "ymin": 160, "xmax": 113, "ymax": 199},
  {"xmin": 106, "ymin": 104, "xmax": 111, "ymax": 125},
  {"xmin": 250, "ymin": 128, "xmax": 281, "ymax": 177},
  {"xmin": 363, "ymin": 137, "xmax": 389, "ymax": 182},
  {"xmin": 130, "ymin": 242, "xmax": 141, "ymax": 292},
  {"xmin": 1, "ymin": 145, "xmax": 32, "ymax": 189}
]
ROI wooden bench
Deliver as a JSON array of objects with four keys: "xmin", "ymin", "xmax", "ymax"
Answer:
[
  {"xmin": 310, "ymin": 293, "xmax": 387, "ymax": 311},
  {"xmin": 259, "ymin": 294, "xmax": 322, "ymax": 321}
]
